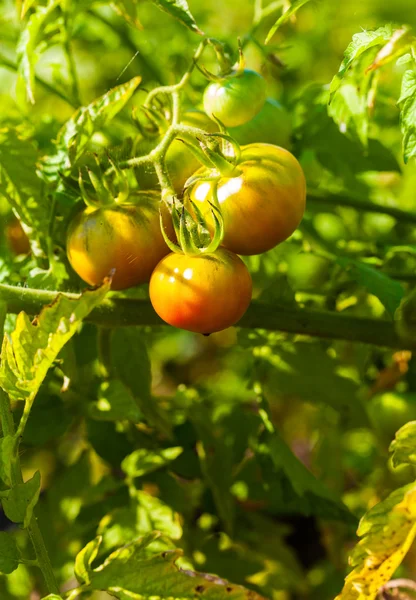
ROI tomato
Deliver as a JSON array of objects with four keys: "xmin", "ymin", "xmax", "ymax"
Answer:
[
  {"xmin": 135, "ymin": 111, "xmax": 217, "ymax": 192},
  {"xmin": 6, "ymin": 219, "xmax": 30, "ymax": 255},
  {"xmin": 368, "ymin": 392, "xmax": 416, "ymax": 441},
  {"xmin": 287, "ymin": 253, "xmax": 331, "ymax": 292},
  {"xmin": 203, "ymin": 70, "xmax": 267, "ymax": 128},
  {"xmin": 186, "ymin": 143, "xmax": 306, "ymax": 255},
  {"xmin": 228, "ymin": 98, "xmax": 292, "ymax": 148},
  {"xmin": 312, "ymin": 213, "xmax": 349, "ymax": 244},
  {"xmin": 149, "ymin": 248, "xmax": 252, "ymax": 333},
  {"xmin": 67, "ymin": 192, "xmax": 170, "ymax": 290}
]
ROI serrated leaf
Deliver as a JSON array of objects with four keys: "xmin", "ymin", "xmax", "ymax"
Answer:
[
  {"xmin": 0, "ymin": 128, "xmax": 49, "ymax": 251},
  {"xmin": 337, "ymin": 257, "xmax": 404, "ymax": 318},
  {"xmin": 0, "ymin": 532, "xmax": 20, "ymax": 575},
  {"xmin": 0, "ymin": 283, "xmax": 110, "ymax": 402},
  {"xmin": 0, "ymin": 435, "xmax": 14, "ymax": 486},
  {"xmin": 16, "ymin": 0, "xmax": 61, "ymax": 104},
  {"xmin": 41, "ymin": 77, "xmax": 141, "ymax": 181},
  {"xmin": 74, "ymin": 536, "xmax": 102, "ymax": 585},
  {"xmin": 122, "ymin": 447, "xmax": 183, "ymax": 478},
  {"xmin": 85, "ymin": 532, "xmax": 265, "ymax": 600},
  {"xmin": 111, "ymin": 0, "xmax": 142, "ymax": 28},
  {"xmin": 390, "ymin": 421, "xmax": 416, "ymax": 467},
  {"xmin": 265, "ymin": 0, "xmax": 313, "ymax": 44},
  {"xmin": 151, "ymin": 0, "xmax": 203, "ymax": 34},
  {"xmin": 398, "ymin": 69, "xmax": 416, "ymax": 163},
  {"xmin": 335, "ymin": 482, "xmax": 416, "ymax": 600},
  {"xmin": 2, "ymin": 471, "xmax": 41, "ymax": 528},
  {"xmin": 111, "ymin": 328, "xmax": 171, "ymax": 437}
]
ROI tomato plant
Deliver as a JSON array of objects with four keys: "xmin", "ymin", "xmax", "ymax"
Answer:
[
  {"xmin": 228, "ymin": 98, "xmax": 292, "ymax": 147},
  {"xmin": 67, "ymin": 193, "xmax": 169, "ymax": 290},
  {"xmin": 187, "ymin": 143, "xmax": 306, "ymax": 255},
  {"xmin": 149, "ymin": 248, "xmax": 252, "ymax": 333},
  {"xmin": 203, "ymin": 69, "xmax": 267, "ymax": 127}
]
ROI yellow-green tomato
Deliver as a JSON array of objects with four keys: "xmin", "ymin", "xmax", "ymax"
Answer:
[
  {"xmin": 187, "ymin": 143, "xmax": 306, "ymax": 255},
  {"xmin": 135, "ymin": 111, "xmax": 217, "ymax": 192},
  {"xmin": 228, "ymin": 98, "xmax": 292, "ymax": 148},
  {"xmin": 67, "ymin": 193, "xmax": 169, "ymax": 291},
  {"xmin": 203, "ymin": 70, "xmax": 267, "ymax": 127},
  {"xmin": 149, "ymin": 249, "xmax": 252, "ymax": 334}
]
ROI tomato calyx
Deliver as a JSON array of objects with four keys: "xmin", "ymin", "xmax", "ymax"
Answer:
[{"xmin": 78, "ymin": 154, "xmax": 131, "ymax": 210}]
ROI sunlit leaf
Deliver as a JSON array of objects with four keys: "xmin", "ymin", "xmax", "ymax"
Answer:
[
  {"xmin": 74, "ymin": 536, "xmax": 102, "ymax": 585},
  {"xmin": 390, "ymin": 421, "xmax": 416, "ymax": 468},
  {"xmin": 398, "ymin": 69, "xmax": 416, "ymax": 163},
  {"xmin": 0, "ymin": 283, "xmax": 110, "ymax": 402},
  {"xmin": 335, "ymin": 482, "xmax": 416, "ymax": 600},
  {"xmin": 122, "ymin": 447, "xmax": 183, "ymax": 478},
  {"xmin": 0, "ymin": 532, "xmax": 20, "ymax": 575},
  {"xmin": 151, "ymin": 0, "xmax": 204, "ymax": 35}
]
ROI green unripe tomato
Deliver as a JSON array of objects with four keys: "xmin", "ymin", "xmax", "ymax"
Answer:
[
  {"xmin": 368, "ymin": 392, "xmax": 416, "ymax": 441},
  {"xmin": 228, "ymin": 98, "xmax": 292, "ymax": 148},
  {"xmin": 203, "ymin": 69, "xmax": 267, "ymax": 127},
  {"xmin": 287, "ymin": 253, "xmax": 332, "ymax": 292},
  {"xmin": 362, "ymin": 213, "xmax": 396, "ymax": 241},
  {"xmin": 312, "ymin": 213, "xmax": 349, "ymax": 244}
]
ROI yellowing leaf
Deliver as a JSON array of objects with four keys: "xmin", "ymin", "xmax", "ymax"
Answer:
[{"xmin": 335, "ymin": 482, "xmax": 416, "ymax": 600}]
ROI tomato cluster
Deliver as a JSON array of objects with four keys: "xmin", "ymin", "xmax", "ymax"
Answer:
[{"xmin": 66, "ymin": 68, "xmax": 306, "ymax": 334}]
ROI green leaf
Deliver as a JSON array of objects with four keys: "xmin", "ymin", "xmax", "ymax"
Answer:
[
  {"xmin": 337, "ymin": 257, "xmax": 405, "ymax": 318},
  {"xmin": 265, "ymin": 0, "xmax": 313, "ymax": 44},
  {"xmin": 111, "ymin": 328, "xmax": 171, "ymax": 437},
  {"xmin": 0, "ymin": 532, "xmax": 20, "ymax": 575},
  {"xmin": 335, "ymin": 482, "xmax": 416, "ymax": 600},
  {"xmin": 84, "ymin": 532, "xmax": 265, "ymax": 600},
  {"xmin": 122, "ymin": 447, "xmax": 183, "ymax": 478},
  {"xmin": 111, "ymin": 0, "xmax": 142, "ymax": 28},
  {"xmin": 41, "ymin": 596, "xmax": 64, "ymax": 600},
  {"xmin": 0, "ymin": 283, "xmax": 109, "ymax": 402},
  {"xmin": 16, "ymin": 0, "xmax": 62, "ymax": 104},
  {"xmin": 2, "ymin": 471, "xmax": 41, "ymax": 528},
  {"xmin": 41, "ymin": 76, "xmax": 142, "ymax": 181},
  {"xmin": 89, "ymin": 380, "xmax": 143, "ymax": 422},
  {"xmin": 151, "ymin": 0, "xmax": 203, "ymax": 35},
  {"xmin": 390, "ymin": 421, "xmax": 416, "ymax": 467},
  {"xmin": 0, "ymin": 128, "xmax": 49, "ymax": 251},
  {"xmin": 74, "ymin": 536, "xmax": 102, "ymax": 585},
  {"xmin": 135, "ymin": 491, "xmax": 182, "ymax": 539},
  {"xmin": 0, "ymin": 435, "xmax": 14, "ymax": 486},
  {"xmin": 398, "ymin": 69, "xmax": 416, "ymax": 163}
]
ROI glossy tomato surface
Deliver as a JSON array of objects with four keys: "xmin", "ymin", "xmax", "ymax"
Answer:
[
  {"xmin": 228, "ymin": 98, "xmax": 292, "ymax": 148},
  {"xmin": 187, "ymin": 143, "xmax": 306, "ymax": 255},
  {"xmin": 134, "ymin": 110, "xmax": 217, "ymax": 192},
  {"xmin": 203, "ymin": 70, "xmax": 266, "ymax": 127},
  {"xmin": 67, "ymin": 193, "xmax": 169, "ymax": 290},
  {"xmin": 149, "ymin": 248, "xmax": 252, "ymax": 334}
]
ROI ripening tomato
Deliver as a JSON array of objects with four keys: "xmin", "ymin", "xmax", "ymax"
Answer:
[
  {"xmin": 67, "ymin": 192, "xmax": 170, "ymax": 290},
  {"xmin": 203, "ymin": 70, "xmax": 267, "ymax": 127},
  {"xmin": 228, "ymin": 98, "xmax": 292, "ymax": 148},
  {"xmin": 134, "ymin": 110, "xmax": 217, "ymax": 192},
  {"xmin": 186, "ymin": 143, "xmax": 306, "ymax": 255},
  {"xmin": 6, "ymin": 219, "xmax": 31, "ymax": 255},
  {"xmin": 149, "ymin": 248, "xmax": 252, "ymax": 334}
]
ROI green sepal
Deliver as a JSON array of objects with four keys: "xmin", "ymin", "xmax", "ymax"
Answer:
[
  {"xmin": 87, "ymin": 165, "xmax": 113, "ymax": 207},
  {"xmin": 78, "ymin": 168, "xmax": 100, "ymax": 209},
  {"xmin": 175, "ymin": 135, "xmax": 218, "ymax": 170}
]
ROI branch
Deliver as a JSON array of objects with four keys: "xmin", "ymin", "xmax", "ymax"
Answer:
[{"xmin": 0, "ymin": 283, "xmax": 409, "ymax": 349}]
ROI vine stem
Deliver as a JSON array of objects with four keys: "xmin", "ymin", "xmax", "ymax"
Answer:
[
  {"xmin": 0, "ymin": 391, "xmax": 59, "ymax": 595},
  {"xmin": 0, "ymin": 282, "xmax": 410, "ymax": 349}
]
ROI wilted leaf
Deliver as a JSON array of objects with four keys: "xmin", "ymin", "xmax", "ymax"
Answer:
[
  {"xmin": 390, "ymin": 421, "xmax": 416, "ymax": 467},
  {"xmin": 0, "ymin": 283, "xmax": 109, "ymax": 402},
  {"xmin": 335, "ymin": 482, "xmax": 416, "ymax": 600},
  {"xmin": 122, "ymin": 447, "xmax": 183, "ymax": 478},
  {"xmin": 0, "ymin": 532, "xmax": 20, "ymax": 575},
  {"xmin": 398, "ymin": 69, "xmax": 416, "ymax": 163},
  {"xmin": 2, "ymin": 471, "xmax": 41, "ymax": 528}
]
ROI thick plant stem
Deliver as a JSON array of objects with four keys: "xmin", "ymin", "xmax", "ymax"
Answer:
[
  {"xmin": 0, "ymin": 282, "xmax": 410, "ymax": 349},
  {"xmin": 0, "ymin": 390, "xmax": 59, "ymax": 595}
]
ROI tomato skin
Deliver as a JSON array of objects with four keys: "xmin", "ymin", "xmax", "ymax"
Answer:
[
  {"xmin": 67, "ymin": 193, "xmax": 170, "ymax": 291},
  {"xmin": 187, "ymin": 143, "xmax": 306, "ymax": 255},
  {"xmin": 149, "ymin": 249, "xmax": 252, "ymax": 334},
  {"xmin": 135, "ymin": 111, "xmax": 217, "ymax": 192},
  {"xmin": 228, "ymin": 98, "xmax": 292, "ymax": 148},
  {"xmin": 203, "ymin": 70, "xmax": 267, "ymax": 128}
]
